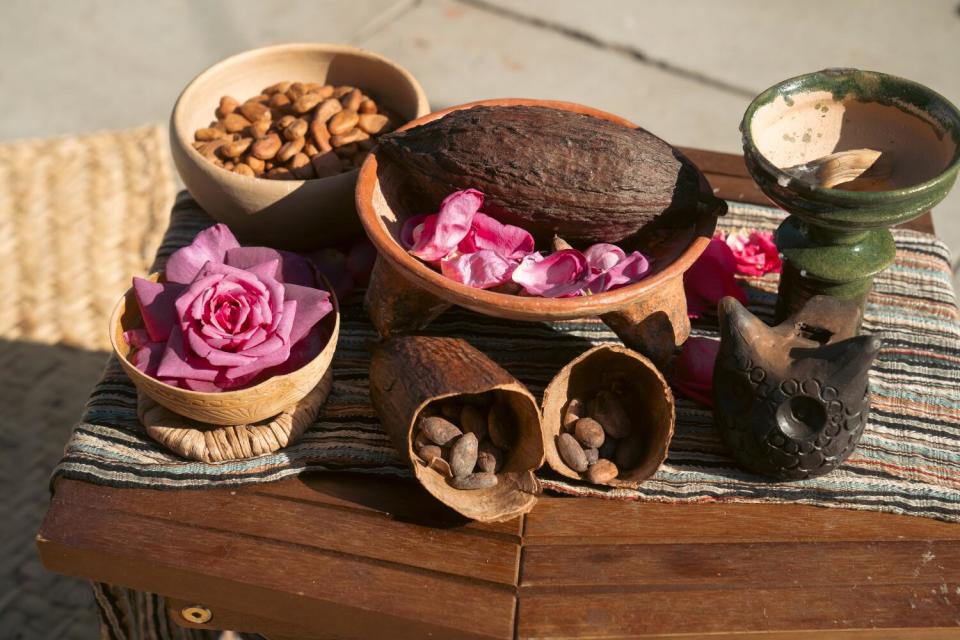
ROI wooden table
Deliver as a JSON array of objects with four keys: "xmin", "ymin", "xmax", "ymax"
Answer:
[{"xmin": 37, "ymin": 150, "xmax": 957, "ymax": 640}]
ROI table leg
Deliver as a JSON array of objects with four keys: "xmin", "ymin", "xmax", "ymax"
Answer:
[
  {"xmin": 364, "ymin": 256, "xmax": 451, "ymax": 336},
  {"xmin": 600, "ymin": 274, "xmax": 690, "ymax": 367}
]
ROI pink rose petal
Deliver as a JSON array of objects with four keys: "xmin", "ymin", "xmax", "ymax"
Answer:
[
  {"xmin": 132, "ymin": 277, "xmax": 185, "ymax": 342},
  {"xmin": 586, "ymin": 250, "xmax": 652, "ymax": 294},
  {"xmin": 583, "ymin": 243, "xmax": 627, "ymax": 273},
  {"xmin": 722, "ymin": 229, "xmax": 782, "ymax": 276},
  {"xmin": 441, "ymin": 249, "xmax": 516, "ymax": 289},
  {"xmin": 156, "ymin": 325, "xmax": 219, "ymax": 382},
  {"xmin": 224, "ymin": 246, "xmax": 317, "ymax": 287},
  {"xmin": 458, "ymin": 212, "xmax": 534, "ymax": 261},
  {"xmin": 409, "ymin": 189, "xmax": 483, "ymax": 262},
  {"xmin": 165, "ymin": 224, "xmax": 240, "ymax": 284},
  {"xmin": 671, "ymin": 337, "xmax": 719, "ymax": 407},
  {"xmin": 400, "ymin": 214, "xmax": 430, "ymax": 249},
  {"xmin": 683, "ymin": 238, "xmax": 748, "ymax": 319},
  {"xmin": 282, "ymin": 283, "xmax": 333, "ymax": 345},
  {"xmin": 129, "ymin": 340, "xmax": 164, "ymax": 377},
  {"xmin": 511, "ymin": 250, "xmax": 588, "ymax": 298}
]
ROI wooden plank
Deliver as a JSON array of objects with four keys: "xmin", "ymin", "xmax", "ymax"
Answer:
[
  {"xmin": 252, "ymin": 471, "xmax": 523, "ymax": 538},
  {"xmin": 525, "ymin": 499, "xmax": 960, "ymax": 545},
  {"xmin": 166, "ymin": 599, "xmax": 317, "ymax": 638},
  {"xmin": 55, "ymin": 479, "xmax": 520, "ymax": 586},
  {"xmin": 38, "ymin": 489, "xmax": 517, "ymax": 640},
  {"xmin": 522, "ymin": 540, "xmax": 960, "ymax": 589},
  {"xmin": 517, "ymin": 583, "xmax": 960, "ymax": 638}
]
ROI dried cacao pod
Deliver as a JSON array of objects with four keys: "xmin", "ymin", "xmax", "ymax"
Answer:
[{"xmin": 377, "ymin": 105, "xmax": 724, "ymax": 242}]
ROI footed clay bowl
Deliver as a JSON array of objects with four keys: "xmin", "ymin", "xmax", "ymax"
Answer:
[
  {"xmin": 356, "ymin": 99, "xmax": 719, "ymax": 364},
  {"xmin": 171, "ymin": 43, "xmax": 430, "ymax": 251},
  {"xmin": 109, "ymin": 273, "xmax": 340, "ymax": 426}
]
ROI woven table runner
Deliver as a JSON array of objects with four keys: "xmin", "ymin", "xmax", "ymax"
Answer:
[{"xmin": 54, "ymin": 194, "xmax": 960, "ymax": 523}]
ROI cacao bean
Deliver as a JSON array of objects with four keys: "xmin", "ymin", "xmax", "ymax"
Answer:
[
  {"xmin": 448, "ymin": 432, "xmax": 479, "ymax": 478},
  {"xmin": 310, "ymin": 151, "xmax": 341, "ymax": 178},
  {"xmin": 276, "ymin": 136, "xmax": 305, "ymax": 163},
  {"xmin": 222, "ymin": 137, "xmax": 253, "ymax": 159},
  {"xmin": 248, "ymin": 119, "xmax": 271, "ymax": 139},
  {"xmin": 251, "ymin": 133, "xmax": 282, "ymax": 160},
  {"xmin": 223, "ymin": 161, "xmax": 235, "ymax": 171},
  {"xmin": 283, "ymin": 118, "xmax": 308, "ymax": 141},
  {"xmin": 239, "ymin": 101, "xmax": 271, "ymax": 123},
  {"xmin": 460, "ymin": 404, "xmax": 488, "ymax": 441},
  {"xmin": 479, "ymin": 441, "xmax": 504, "ymax": 472},
  {"xmin": 328, "ymin": 109, "xmax": 359, "ymax": 136},
  {"xmin": 293, "ymin": 92, "xmax": 325, "ymax": 114},
  {"xmin": 288, "ymin": 152, "xmax": 314, "ymax": 179},
  {"xmin": 276, "ymin": 114, "xmax": 297, "ymax": 130},
  {"xmin": 574, "ymin": 417, "xmax": 605, "ymax": 449},
  {"xmin": 233, "ymin": 163, "xmax": 255, "ymax": 177},
  {"xmin": 245, "ymin": 155, "xmax": 265, "ymax": 173},
  {"xmin": 310, "ymin": 116, "xmax": 332, "ymax": 152},
  {"xmin": 584, "ymin": 447, "xmax": 599, "ymax": 465},
  {"xmin": 420, "ymin": 416, "xmax": 462, "ymax": 446},
  {"xmin": 331, "ymin": 128, "xmax": 370, "ymax": 147},
  {"xmin": 359, "ymin": 98, "xmax": 378, "ymax": 114},
  {"xmin": 449, "ymin": 472, "xmax": 498, "ymax": 490},
  {"xmin": 487, "ymin": 404, "xmax": 515, "ymax": 449},
  {"xmin": 557, "ymin": 433, "xmax": 589, "ymax": 472},
  {"xmin": 263, "ymin": 81, "xmax": 292, "ymax": 95},
  {"xmin": 304, "ymin": 143, "xmax": 319, "ymax": 157},
  {"xmin": 614, "ymin": 432, "xmax": 645, "ymax": 470},
  {"xmin": 562, "ymin": 397, "xmax": 585, "ymax": 431},
  {"xmin": 417, "ymin": 444, "xmax": 442, "ymax": 464},
  {"xmin": 268, "ymin": 92, "xmax": 291, "ymax": 110},
  {"xmin": 195, "ymin": 127, "xmax": 225, "ymax": 142},
  {"xmin": 265, "ymin": 167, "xmax": 294, "ymax": 180},
  {"xmin": 428, "ymin": 456, "xmax": 453, "ymax": 478},
  {"xmin": 199, "ymin": 138, "xmax": 228, "ymax": 160},
  {"xmin": 357, "ymin": 113, "xmax": 389, "ymax": 135},
  {"xmin": 222, "ymin": 113, "xmax": 251, "ymax": 133},
  {"xmin": 377, "ymin": 105, "xmax": 723, "ymax": 242},
  {"xmin": 333, "ymin": 85, "xmax": 354, "ymax": 98},
  {"xmin": 590, "ymin": 391, "xmax": 633, "ymax": 438},
  {"xmin": 286, "ymin": 82, "xmax": 307, "ymax": 101},
  {"xmin": 317, "ymin": 84, "xmax": 335, "ymax": 98},
  {"xmin": 587, "ymin": 459, "xmax": 619, "ymax": 484}
]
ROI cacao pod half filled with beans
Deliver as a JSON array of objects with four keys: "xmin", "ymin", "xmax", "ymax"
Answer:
[
  {"xmin": 542, "ymin": 344, "xmax": 675, "ymax": 488},
  {"xmin": 377, "ymin": 104, "xmax": 725, "ymax": 243},
  {"xmin": 369, "ymin": 335, "xmax": 543, "ymax": 522}
]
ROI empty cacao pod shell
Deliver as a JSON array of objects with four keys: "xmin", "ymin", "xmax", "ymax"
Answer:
[
  {"xmin": 369, "ymin": 335, "xmax": 544, "ymax": 522},
  {"xmin": 377, "ymin": 104, "xmax": 725, "ymax": 243},
  {"xmin": 541, "ymin": 344, "xmax": 674, "ymax": 487}
]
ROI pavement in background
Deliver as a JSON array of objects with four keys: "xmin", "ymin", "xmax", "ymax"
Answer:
[{"xmin": 2, "ymin": 1, "xmax": 959, "ymax": 637}]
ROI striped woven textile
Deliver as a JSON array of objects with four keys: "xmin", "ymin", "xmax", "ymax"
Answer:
[{"xmin": 54, "ymin": 194, "xmax": 960, "ymax": 523}]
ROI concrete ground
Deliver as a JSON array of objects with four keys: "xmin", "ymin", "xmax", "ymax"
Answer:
[{"xmin": 2, "ymin": 1, "xmax": 959, "ymax": 637}]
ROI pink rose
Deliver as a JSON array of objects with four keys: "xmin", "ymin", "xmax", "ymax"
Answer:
[
  {"xmin": 511, "ymin": 249, "xmax": 589, "ymax": 298},
  {"xmin": 126, "ymin": 224, "xmax": 333, "ymax": 392},
  {"xmin": 670, "ymin": 337, "xmax": 719, "ymax": 407},
  {"xmin": 683, "ymin": 238, "xmax": 747, "ymax": 318},
  {"xmin": 722, "ymin": 229, "xmax": 782, "ymax": 276}
]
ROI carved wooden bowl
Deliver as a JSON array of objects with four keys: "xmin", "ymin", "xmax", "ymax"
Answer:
[
  {"xmin": 356, "ymin": 99, "xmax": 720, "ymax": 364},
  {"xmin": 109, "ymin": 273, "xmax": 340, "ymax": 426},
  {"xmin": 170, "ymin": 43, "xmax": 430, "ymax": 250}
]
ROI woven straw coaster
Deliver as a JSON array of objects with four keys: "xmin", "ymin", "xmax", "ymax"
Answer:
[{"xmin": 138, "ymin": 368, "xmax": 333, "ymax": 463}]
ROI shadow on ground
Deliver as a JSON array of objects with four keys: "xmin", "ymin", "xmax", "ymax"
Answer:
[{"xmin": 0, "ymin": 339, "xmax": 107, "ymax": 639}]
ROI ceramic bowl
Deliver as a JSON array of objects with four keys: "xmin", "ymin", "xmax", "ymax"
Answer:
[
  {"xmin": 356, "ymin": 98, "xmax": 718, "ymax": 324},
  {"xmin": 742, "ymin": 68, "xmax": 960, "ymax": 230},
  {"xmin": 109, "ymin": 273, "xmax": 340, "ymax": 426},
  {"xmin": 170, "ymin": 43, "xmax": 430, "ymax": 250}
]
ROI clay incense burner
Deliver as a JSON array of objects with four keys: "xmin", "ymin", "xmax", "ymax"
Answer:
[
  {"xmin": 713, "ymin": 295, "xmax": 880, "ymax": 480},
  {"xmin": 355, "ymin": 99, "xmax": 721, "ymax": 365},
  {"xmin": 741, "ymin": 68, "xmax": 960, "ymax": 321}
]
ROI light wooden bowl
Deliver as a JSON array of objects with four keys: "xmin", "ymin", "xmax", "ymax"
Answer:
[
  {"xmin": 109, "ymin": 273, "xmax": 340, "ymax": 426},
  {"xmin": 356, "ymin": 99, "xmax": 720, "ymax": 364},
  {"xmin": 170, "ymin": 43, "xmax": 430, "ymax": 251}
]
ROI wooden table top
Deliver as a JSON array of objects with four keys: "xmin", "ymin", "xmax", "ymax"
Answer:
[{"xmin": 37, "ymin": 149, "xmax": 955, "ymax": 640}]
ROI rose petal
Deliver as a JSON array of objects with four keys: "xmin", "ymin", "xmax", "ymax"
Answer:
[
  {"xmin": 586, "ymin": 251, "xmax": 651, "ymax": 293},
  {"xmin": 164, "ymin": 224, "xmax": 240, "ymax": 284},
  {"xmin": 400, "ymin": 214, "xmax": 430, "ymax": 249},
  {"xmin": 123, "ymin": 329, "xmax": 150, "ymax": 349},
  {"xmin": 282, "ymin": 283, "xmax": 333, "ymax": 345},
  {"xmin": 156, "ymin": 325, "xmax": 219, "ymax": 382},
  {"xmin": 511, "ymin": 250, "xmax": 589, "ymax": 298},
  {"xmin": 684, "ymin": 238, "xmax": 748, "ymax": 318},
  {"xmin": 722, "ymin": 230, "xmax": 782, "ymax": 277},
  {"xmin": 409, "ymin": 189, "xmax": 483, "ymax": 261},
  {"xmin": 180, "ymin": 378, "xmax": 222, "ymax": 392},
  {"xmin": 458, "ymin": 212, "xmax": 535, "ymax": 261},
  {"xmin": 441, "ymin": 250, "xmax": 516, "ymax": 289},
  {"xmin": 129, "ymin": 340, "xmax": 164, "ymax": 377},
  {"xmin": 583, "ymin": 243, "xmax": 627, "ymax": 274},
  {"xmin": 671, "ymin": 337, "xmax": 719, "ymax": 407},
  {"xmin": 225, "ymin": 246, "xmax": 317, "ymax": 287},
  {"xmin": 132, "ymin": 277, "xmax": 185, "ymax": 342}
]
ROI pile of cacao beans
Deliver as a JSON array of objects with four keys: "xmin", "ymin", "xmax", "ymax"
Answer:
[
  {"xmin": 557, "ymin": 389, "xmax": 643, "ymax": 484},
  {"xmin": 192, "ymin": 81, "xmax": 396, "ymax": 180},
  {"xmin": 413, "ymin": 394, "xmax": 515, "ymax": 490}
]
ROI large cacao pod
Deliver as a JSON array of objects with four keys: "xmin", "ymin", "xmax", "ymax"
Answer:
[{"xmin": 377, "ymin": 105, "xmax": 724, "ymax": 243}]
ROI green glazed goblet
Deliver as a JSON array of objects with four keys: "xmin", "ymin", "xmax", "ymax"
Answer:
[{"xmin": 741, "ymin": 69, "xmax": 960, "ymax": 322}]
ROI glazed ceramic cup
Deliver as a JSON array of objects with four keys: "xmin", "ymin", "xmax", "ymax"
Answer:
[{"xmin": 170, "ymin": 43, "xmax": 430, "ymax": 251}]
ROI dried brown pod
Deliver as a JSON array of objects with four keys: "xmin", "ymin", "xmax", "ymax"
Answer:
[
  {"xmin": 377, "ymin": 105, "xmax": 724, "ymax": 243},
  {"xmin": 541, "ymin": 344, "xmax": 674, "ymax": 487},
  {"xmin": 370, "ymin": 335, "xmax": 543, "ymax": 522}
]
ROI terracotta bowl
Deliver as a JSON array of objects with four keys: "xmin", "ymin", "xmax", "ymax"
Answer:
[
  {"xmin": 356, "ymin": 99, "xmax": 719, "ymax": 363},
  {"xmin": 109, "ymin": 273, "xmax": 341, "ymax": 426},
  {"xmin": 170, "ymin": 43, "xmax": 430, "ymax": 251}
]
